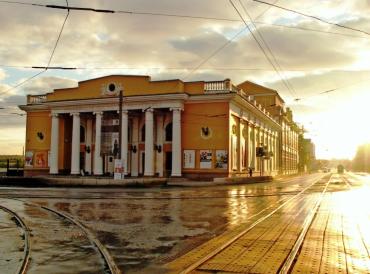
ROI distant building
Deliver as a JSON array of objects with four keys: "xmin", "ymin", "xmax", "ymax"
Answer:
[
  {"xmin": 237, "ymin": 81, "xmax": 302, "ymax": 175},
  {"xmin": 298, "ymin": 137, "xmax": 316, "ymax": 173},
  {"xmin": 19, "ymin": 75, "xmax": 281, "ymax": 178}
]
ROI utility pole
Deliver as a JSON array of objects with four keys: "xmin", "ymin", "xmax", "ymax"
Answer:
[{"xmin": 118, "ymin": 90, "xmax": 123, "ymax": 160}]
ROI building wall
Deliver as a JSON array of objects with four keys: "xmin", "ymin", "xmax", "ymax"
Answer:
[
  {"xmin": 47, "ymin": 76, "xmax": 208, "ymax": 103},
  {"xmin": 24, "ymin": 111, "xmax": 51, "ymax": 175},
  {"xmin": 182, "ymin": 102, "xmax": 229, "ymax": 178},
  {"xmin": 21, "ymin": 75, "xmax": 281, "ymax": 178}
]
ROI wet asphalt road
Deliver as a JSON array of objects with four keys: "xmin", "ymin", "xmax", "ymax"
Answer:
[{"xmin": 0, "ymin": 173, "xmax": 358, "ymax": 273}]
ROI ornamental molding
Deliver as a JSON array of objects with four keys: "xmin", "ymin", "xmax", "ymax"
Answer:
[{"xmin": 101, "ymin": 82, "xmax": 122, "ymax": 96}]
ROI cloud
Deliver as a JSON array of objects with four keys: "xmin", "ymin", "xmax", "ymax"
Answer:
[
  {"xmin": 20, "ymin": 76, "xmax": 77, "ymax": 95},
  {"xmin": 0, "ymin": 69, "xmax": 7, "ymax": 81},
  {"xmin": 0, "ymin": 0, "xmax": 369, "ymax": 158}
]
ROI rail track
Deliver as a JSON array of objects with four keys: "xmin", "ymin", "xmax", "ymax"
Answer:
[
  {"xmin": 167, "ymin": 173, "xmax": 333, "ymax": 273},
  {"xmin": 0, "ymin": 204, "xmax": 30, "ymax": 274},
  {"xmin": 0, "ymin": 198, "xmax": 120, "ymax": 274}
]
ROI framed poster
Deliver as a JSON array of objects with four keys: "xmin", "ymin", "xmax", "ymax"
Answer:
[
  {"xmin": 183, "ymin": 150, "xmax": 195, "ymax": 168},
  {"xmin": 200, "ymin": 150, "xmax": 212, "ymax": 169},
  {"xmin": 34, "ymin": 151, "xmax": 47, "ymax": 168},
  {"xmin": 215, "ymin": 150, "xmax": 228, "ymax": 169},
  {"xmin": 114, "ymin": 159, "xmax": 123, "ymax": 180},
  {"xmin": 25, "ymin": 151, "xmax": 33, "ymax": 167}
]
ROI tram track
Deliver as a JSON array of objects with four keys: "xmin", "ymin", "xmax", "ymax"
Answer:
[
  {"xmin": 278, "ymin": 174, "xmax": 332, "ymax": 273},
  {"xmin": 1, "ymin": 198, "xmax": 121, "ymax": 274},
  {"xmin": 40, "ymin": 205, "xmax": 120, "ymax": 274},
  {"xmin": 0, "ymin": 204, "xmax": 30, "ymax": 274},
  {"xmin": 168, "ymin": 173, "xmax": 332, "ymax": 273}
]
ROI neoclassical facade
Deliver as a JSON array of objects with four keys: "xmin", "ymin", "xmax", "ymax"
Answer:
[
  {"xmin": 238, "ymin": 81, "xmax": 302, "ymax": 175},
  {"xmin": 20, "ymin": 75, "xmax": 281, "ymax": 178}
]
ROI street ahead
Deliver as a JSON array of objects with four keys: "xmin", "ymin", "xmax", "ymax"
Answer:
[{"xmin": 0, "ymin": 172, "xmax": 369, "ymax": 273}]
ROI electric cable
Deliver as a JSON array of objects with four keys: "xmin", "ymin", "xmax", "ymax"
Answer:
[
  {"xmin": 229, "ymin": 0, "xmax": 294, "ymax": 97},
  {"xmin": 0, "ymin": 0, "xmax": 70, "ymax": 97},
  {"xmin": 3, "ymin": 0, "xmax": 366, "ymax": 39},
  {"xmin": 239, "ymin": 0, "xmax": 298, "ymax": 98},
  {"xmin": 252, "ymin": 0, "xmax": 370, "ymax": 37}
]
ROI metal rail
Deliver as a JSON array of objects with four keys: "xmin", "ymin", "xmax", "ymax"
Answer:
[
  {"xmin": 40, "ymin": 206, "xmax": 121, "ymax": 274},
  {"xmin": 0, "ymin": 205, "xmax": 31, "ymax": 274},
  {"xmin": 278, "ymin": 174, "xmax": 332, "ymax": 273},
  {"xmin": 177, "ymin": 174, "xmax": 331, "ymax": 274}
]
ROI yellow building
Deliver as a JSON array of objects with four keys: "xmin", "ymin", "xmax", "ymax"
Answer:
[
  {"xmin": 238, "ymin": 81, "xmax": 302, "ymax": 175},
  {"xmin": 19, "ymin": 75, "xmax": 281, "ymax": 178}
]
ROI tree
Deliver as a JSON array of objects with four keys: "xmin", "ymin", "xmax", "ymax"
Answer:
[{"xmin": 352, "ymin": 143, "xmax": 370, "ymax": 172}]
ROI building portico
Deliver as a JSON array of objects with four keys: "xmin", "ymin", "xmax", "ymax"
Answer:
[{"xmin": 20, "ymin": 75, "xmax": 281, "ymax": 179}]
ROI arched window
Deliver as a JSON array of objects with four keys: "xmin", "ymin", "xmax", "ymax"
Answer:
[
  {"xmin": 141, "ymin": 125, "xmax": 145, "ymax": 142},
  {"xmin": 165, "ymin": 123, "xmax": 172, "ymax": 142},
  {"xmin": 80, "ymin": 126, "xmax": 86, "ymax": 143}
]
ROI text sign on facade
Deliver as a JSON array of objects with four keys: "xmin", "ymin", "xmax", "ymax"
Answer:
[{"xmin": 114, "ymin": 159, "xmax": 123, "ymax": 180}]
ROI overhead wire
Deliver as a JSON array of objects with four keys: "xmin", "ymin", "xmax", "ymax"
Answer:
[
  {"xmin": 2, "ymin": 0, "xmax": 368, "ymax": 40},
  {"xmin": 0, "ymin": 0, "xmax": 70, "ymax": 97},
  {"xmin": 0, "ymin": 64, "xmax": 319, "ymax": 71},
  {"xmin": 229, "ymin": 0, "xmax": 295, "ymax": 97},
  {"xmin": 238, "ymin": 0, "xmax": 298, "ymax": 98},
  {"xmin": 294, "ymin": 77, "xmax": 370, "ymax": 101},
  {"xmin": 1, "ymin": 0, "xmax": 367, "ymax": 99},
  {"xmin": 252, "ymin": 0, "xmax": 370, "ymax": 37},
  {"xmin": 174, "ymin": 0, "xmax": 280, "ymax": 81}
]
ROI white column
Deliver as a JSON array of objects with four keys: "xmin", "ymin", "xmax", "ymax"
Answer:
[
  {"xmin": 93, "ymin": 112, "xmax": 103, "ymax": 175},
  {"xmin": 274, "ymin": 133, "xmax": 278, "ymax": 172},
  {"xmin": 268, "ymin": 133, "xmax": 272, "ymax": 172},
  {"xmin": 121, "ymin": 110, "xmax": 129, "ymax": 175},
  {"xmin": 131, "ymin": 116, "xmax": 139, "ymax": 176},
  {"xmin": 238, "ymin": 120, "xmax": 243, "ymax": 172},
  {"xmin": 256, "ymin": 126, "xmax": 260, "ymax": 171},
  {"xmin": 144, "ymin": 108, "xmax": 154, "ymax": 176},
  {"xmin": 49, "ymin": 113, "xmax": 59, "ymax": 174},
  {"xmin": 70, "ymin": 112, "xmax": 80, "ymax": 175},
  {"xmin": 85, "ymin": 119, "xmax": 92, "ymax": 174},
  {"xmin": 171, "ymin": 108, "xmax": 182, "ymax": 177},
  {"xmin": 156, "ymin": 115, "xmax": 164, "ymax": 177},
  {"xmin": 250, "ymin": 124, "xmax": 255, "ymax": 169}
]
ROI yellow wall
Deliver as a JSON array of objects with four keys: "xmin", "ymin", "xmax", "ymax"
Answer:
[
  {"xmin": 46, "ymin": 76, "xmax": 208, "ymax": 102},
  {"xmin": 47, "ymin": 76, "xmax": 192, "ymax": 102},
  {"xmin": 182, "ymin": 102, "xmax": 229, "ymax": 171},
  {"xmin": 25, "ymin": 111, "xmax": 51, "ymax": 169},
  {"xmin": 183, "ymin": 81, "xmax": 205, "ymax": 95}
]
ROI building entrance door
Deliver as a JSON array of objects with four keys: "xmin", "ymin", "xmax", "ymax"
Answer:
[
  {"xmin": 165, "ymin": 151, "xmax": 172, "ymax": 177},
  {"xmin": 141, "ymin": 152, "xmax": 145, "ymax": 176},
  {"xmin": 79, "ymin": 152, "xmax": 85, "ymax": 174}
]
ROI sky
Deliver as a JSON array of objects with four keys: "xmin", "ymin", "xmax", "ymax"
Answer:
[{"xmin": 0, "ymin": 0, "xmax": 369, "ymax": 159}]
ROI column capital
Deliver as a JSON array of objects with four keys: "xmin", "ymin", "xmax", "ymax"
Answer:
[
  {"xmin": 50, "ymin": 113, "xmax": 59, "ymax": 118},
  {"xmin": 117, "ymin": 110, "xmax": 128, "ymax": 114},
  {"xmin": 170, "ymin": 107, "xmax": 183, "ymax": 112},
  {"xmin": 70, "ymin": 112, "xmax": 80, "ymax": 117},
  {"xmin": 93, "ymin": 111, "xmax": 103, "ymax": 116}
]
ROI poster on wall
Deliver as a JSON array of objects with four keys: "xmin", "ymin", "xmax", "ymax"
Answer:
[
  {"xmin": 34, "ymin": 151, "xmax": 48, "ymax": 168},
  {"xmin": 215, "ymin": 150, "xmax": 228, "ymax": 169},
  {"xmin": 200, "ymin": 150, "xmax": 212, "ymax": 169},
  {"xmin": 183, "ymin": 150, "xmax": 195, "ymax": 168},
  {"xmin": 114, "ymin": 159, "xmax": 123, "ymax": 180},
  {"xmin": 25, "ymin": 151, "xmax": 33, "ymax": 167}
]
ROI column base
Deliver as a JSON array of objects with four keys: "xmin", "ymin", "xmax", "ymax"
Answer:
[{"xmin": 171, "ymin": 173, "xmax": 182, "ymax": 177}]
